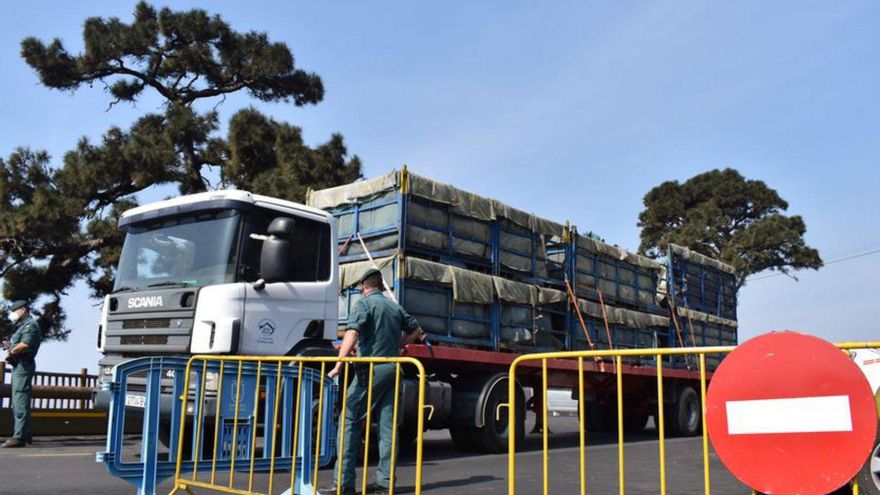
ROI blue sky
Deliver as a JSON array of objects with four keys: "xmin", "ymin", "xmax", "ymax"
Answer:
[{"xmin": 1, "ymin": 1, "xmax": 878, "ymax": 372}]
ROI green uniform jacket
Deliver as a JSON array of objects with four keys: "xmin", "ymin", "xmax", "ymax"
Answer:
[
  {"xmin": 9, "ymin": 315, "xmax": 41, "ymax": 360},
  {"xmin": 346, "ymin": 291, "xmax": 419, "ymax": 357}
]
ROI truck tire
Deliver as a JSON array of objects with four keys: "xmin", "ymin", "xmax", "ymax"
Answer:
[
  {"xmin": 623, "ymin": 413, "xmax": 649, "ymax": 433},
  {"xmin": 855, "ymin": 440, "xmax": 880, "ymax": 494},
  {"xmin": 586, "ymin": 401, "xmax": 613, "ymax": 432},
  {"xmin": 666, "ymin": 385, "xmax": 701, "ymax": 437},
  {"xmin": 473, "ymin": 379, "xmax": 525, "ymax": 453}
]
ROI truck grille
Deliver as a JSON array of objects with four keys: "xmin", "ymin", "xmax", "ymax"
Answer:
[
  {"xmin": 120, "ymin": 335, "xmax": 169, "ymax": 345},
  {"xmin": 122, "ymin": 319, "xmax": 171, "ymax": 329}
]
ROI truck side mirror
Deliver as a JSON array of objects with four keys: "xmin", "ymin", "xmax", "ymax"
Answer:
[{"xmin": 259, "ymin": 217, "xmax": 296, "ymax": 284}]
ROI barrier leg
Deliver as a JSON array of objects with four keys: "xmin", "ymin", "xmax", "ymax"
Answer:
[
  {"xmin": 138, "ymin": 362, "xmax": 162, "ymax": 495},
  {"xmin": 282, "ymin": 370, "xmax": 316, "ymax": 495},
  {"xmin": 168, "ymin": 368, "xmax": 186, "ymax": 464}
]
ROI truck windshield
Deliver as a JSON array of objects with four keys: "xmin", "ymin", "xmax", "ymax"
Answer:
[{"xmin": 114, "ymin": 210, "xmax": 241, "ymax": 291}]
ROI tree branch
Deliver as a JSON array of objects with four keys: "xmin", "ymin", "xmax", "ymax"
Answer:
[
  {"xmin": 87, "ymin": 181, "xmax": 142, "ymax": 216},
  {"xmin": 0, "ymin": 258, "xmax": 25, "ymax": 279},
  {"xmin": 112, "ymin": 59, "xmax": 175, "ymax": 101},
  {"xmin": 181, "ymin": 81, "xmax": 249, "ymax": 104}
]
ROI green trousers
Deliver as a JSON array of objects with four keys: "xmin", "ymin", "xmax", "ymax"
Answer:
[
  {"xmin": 11, "ymin": 359, "xmax": 35, "ymax": 442},
  {"xmin": 335, "ymin": 363, "xmax": 397, "ymax": 489}
]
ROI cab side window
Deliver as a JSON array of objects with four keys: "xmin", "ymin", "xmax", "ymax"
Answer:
[
  {"xmin": 240, "ymin": 213, "xmax": 271, "ymax": 282},
  {"xmin": 290, "ymin": 216, "xmax": 331, "ymax": 282},
  {"xmin": 240, "ymin": 209, "xmax": 331, "ymax": 283}
]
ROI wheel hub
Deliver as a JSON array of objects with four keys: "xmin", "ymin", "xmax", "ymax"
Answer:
[{"xmin": 870, "ymin": 443, "xmax": 880, "ymax": 490}]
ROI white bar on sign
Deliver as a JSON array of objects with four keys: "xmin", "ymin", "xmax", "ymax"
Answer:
[{"xmin": 726, "ymin": 395, "xmax": 853, "ymax": 435}]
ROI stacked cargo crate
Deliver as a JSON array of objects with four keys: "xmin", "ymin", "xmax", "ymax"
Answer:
[
  {"xmin": 306, "ymin": 169, "xmax": 736, "ymax": 369},
  {"xmin": 663, "ymin": 244, "xmax": 738, "ymax": 369},
  {"xmin": 306, "ymin": 168, "xmax": 571, "ymax": 353},
  {"xmin": 558, "ymin": 230, "xmax": 671, "ymax": 359}
]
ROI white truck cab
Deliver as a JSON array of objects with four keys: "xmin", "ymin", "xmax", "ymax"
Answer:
[{"xmin": 96, "ymin": 190, "xmax": 340, "ymax": 380}]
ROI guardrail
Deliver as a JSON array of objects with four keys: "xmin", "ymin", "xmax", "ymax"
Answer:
[
  {"xmin": 0, "ymin": 365, "xmax": 104, "ymax": 437},
  {"xmin": 0, "ymin": 366, "xmax": 97, "ymax": 409},
  {"xmin": 506, "ymin": 342, "xmax": 880, "ymax": 495}
]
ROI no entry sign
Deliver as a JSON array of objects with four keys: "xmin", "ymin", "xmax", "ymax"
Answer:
[{"xmin": 706, "ymin": 332, "xmax": 877, "ymax": 495}]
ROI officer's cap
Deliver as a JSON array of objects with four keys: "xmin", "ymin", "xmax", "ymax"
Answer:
[
  {"xmin": 358, "ymin": 267, "xmax": 383, "ymax": 286},
  {"xmin": 9, "ymin": 300, "xmax": 28, "ymax": 312}
]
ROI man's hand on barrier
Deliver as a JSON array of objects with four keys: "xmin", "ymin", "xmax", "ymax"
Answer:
[{"xmin": 328, "ymin": 362, "xmax": 343, "ymax": 379}]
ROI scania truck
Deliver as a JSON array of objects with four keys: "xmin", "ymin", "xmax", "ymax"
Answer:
[{"xmin": 96, "ymin": 186, "xmax": 716, "ymax": 453}]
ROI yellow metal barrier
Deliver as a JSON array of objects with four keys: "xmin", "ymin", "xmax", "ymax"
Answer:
[
  {"xmin": 507, "ymin": 342, "xmax": 880, "ymax": 495},
  {"xmin": 167, "ymin": 355, "xmax": 427, "ymax": 495}
]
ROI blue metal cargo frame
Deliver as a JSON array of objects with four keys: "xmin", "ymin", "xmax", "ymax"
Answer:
[
  {"xmin": 404, "ymin": 195, "xmax": 494, "ymax": 271},
  {"xmin": 324, "ymin": 175, "xmax": 739, "ymax": 361},
  {"xmin": 332, "ymin": 189, "xmax": 565, "ymax": 284},
  {"xmin": 338, "ymin": 258, "xmax": 572, "ymax": 353},
  {"xmin": 334, "ymin": 192, "xmax": 495, "ymax": 272},
  {"xmin": 403, "ymin": 279, "xmax": 497, "ymax": 350},
  {"xmin": 666, "ymin": 250, "xmax": 738, "ymax": 320},
  {"xmin": 666, "ymin": 318, "xmax": 737, "ymax": 370},
  {"xmin": 338, "ymin": 257, "xmax": 498, "ymax": 350},
  {"xmin": 568, "ymin": 315, "xmax": 667, "ymax": 366},
  {"xmin": 566, "ymin": 236, "xmax": 665, "ymax": 315},
  {"xmin": 335, "ymin": 193, "xmax": 402, "ymax": 264},
  {"xmin": 494, "ymin": 220, "xmax": 566, "ymax": 287},
  {"xmin": 569, "ymin": 317, "xmax": 667, "ymax": 351},
  {"xmin": 498, "ymin": 299, "xmax": 570, "ymax": 352}
]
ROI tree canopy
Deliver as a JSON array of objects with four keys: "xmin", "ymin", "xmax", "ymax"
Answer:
[
  {"xmin": 638, "ymin": 168, "xmax": 822, "ymax": 287},
  {"xmin": 1, "ymin": 2, "xmax": 361, "ymax": 340}
]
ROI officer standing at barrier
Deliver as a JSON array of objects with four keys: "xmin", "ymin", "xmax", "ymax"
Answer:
[
  {"xmin": 2, "ymin": 300, "xmax": 42, "ymax": 448},
  {"xmin": 324, "ymin": 268, "xmax": 424, "ymax": 495}
]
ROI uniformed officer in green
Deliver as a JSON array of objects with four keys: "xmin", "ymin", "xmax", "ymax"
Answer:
[
  {"xmin": 2, "ymin": 300, "xmax": 42, "ymax": 448},
  {"xmin": 324, "ymin": 268, "xmax": 424, "ymax": 495}
]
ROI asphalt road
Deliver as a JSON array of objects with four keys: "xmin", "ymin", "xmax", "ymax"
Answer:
[{"xmin": 0, "ymin": 416, "xmax": 849, "ymax": 495}]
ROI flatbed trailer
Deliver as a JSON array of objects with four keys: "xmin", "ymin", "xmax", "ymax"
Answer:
[{"xmin": 398, "ymin": 343, "xmax": 711, "ymax": 453}]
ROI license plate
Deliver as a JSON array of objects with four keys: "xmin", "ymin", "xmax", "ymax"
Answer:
[{"xmin": 125, "ymin": 393, "xmax": 146, "ymax": 408}]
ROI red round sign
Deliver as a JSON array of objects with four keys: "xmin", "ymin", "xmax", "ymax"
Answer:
[{"xmin": 706, "ymin": 332, "xmax": 877, "ymax": 495}]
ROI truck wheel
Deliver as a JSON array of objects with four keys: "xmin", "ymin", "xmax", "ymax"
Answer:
[
  {"xmin": 586, "ymin": 401, "xmax": 614, "ymax": 432},
  {"xmin": 474, "ymin": 379, "xmax": 525, "ymax": 453},
  {"xmin": 666, "ymin": 385, "xmax": 701, "ymax": 437},
  {"xmin": 855, "ymin": 440, "xmax": 880, "ymax": 494},
  {"xmin": 449, "ymin": 425, "xmax": 481, "ymax": 452},
  {"xmin": 623, "ymin": 413, "xmax": 649, "ymax": 433}
]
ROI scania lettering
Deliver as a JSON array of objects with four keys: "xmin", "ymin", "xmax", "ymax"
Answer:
[{"xmin": 127, "ymin": 296, "xmax": 164, "ymax": 309}]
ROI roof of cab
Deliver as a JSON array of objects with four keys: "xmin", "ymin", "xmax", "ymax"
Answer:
[{"xmin": 119, "ymin": 189, "xmax": 332, "ymax": 223}]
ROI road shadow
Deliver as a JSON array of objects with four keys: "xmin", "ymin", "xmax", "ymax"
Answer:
[
  {"xmin": 393, "ymin": 475, "xmax": 498, "ymax": 493},
  {"xmin": 392, "ymin": 418, "xmax": 667, "ymax": 465}
]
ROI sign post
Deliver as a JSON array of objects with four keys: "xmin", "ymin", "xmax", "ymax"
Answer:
[{"xmin": 706, "ymin": 331, "xmax": 877, "ymax": 495}]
